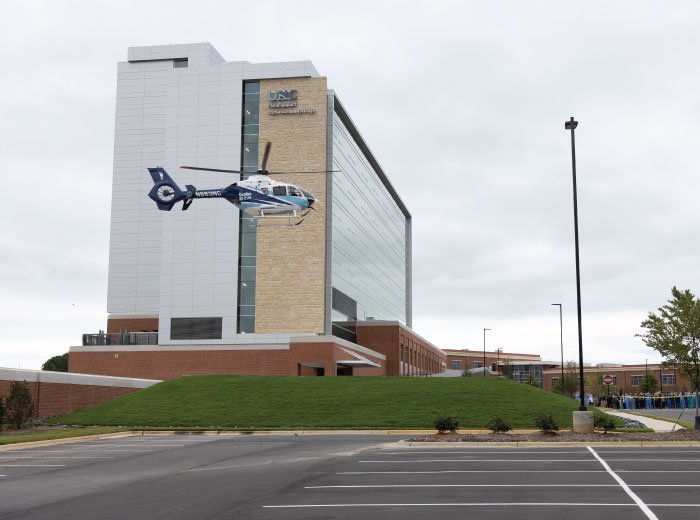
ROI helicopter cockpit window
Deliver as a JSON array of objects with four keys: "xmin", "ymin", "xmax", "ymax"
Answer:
[
  {"xmin": 289, "ymin": 186, "xmax": 302, "ymax": 197},
  {"xmin": 300, "ymin": 188, "xmax": 313, "ymax": 199},
  {"xmin": 272, "ymin": 186, "xmax": 287, "ymax": 196}
]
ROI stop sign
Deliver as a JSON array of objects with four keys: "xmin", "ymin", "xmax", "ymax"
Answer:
[{"xmin": 603, "ymin": 374, "xmax": 613, "ymax": 385}]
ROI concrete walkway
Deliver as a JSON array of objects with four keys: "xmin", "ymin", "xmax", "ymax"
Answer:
[{"xmin": 605, "ymin": 410, "xmax": 684, "ymax": 432}]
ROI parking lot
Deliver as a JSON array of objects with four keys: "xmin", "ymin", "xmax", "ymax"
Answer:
[{"xmin": 1, "ymin": 434, "xmax": 699, "ymax": 519}]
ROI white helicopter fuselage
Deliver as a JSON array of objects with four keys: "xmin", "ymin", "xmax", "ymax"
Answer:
[{"xmin": 237, "ymin": 174, "xmax": 316, "ymax": 217}]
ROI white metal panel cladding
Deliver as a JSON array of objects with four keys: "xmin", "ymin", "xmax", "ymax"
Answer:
[{"xmin": 107, "ymin": 44, "xmax": 322, "ymax": 343}]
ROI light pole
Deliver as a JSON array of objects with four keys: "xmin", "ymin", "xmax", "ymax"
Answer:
[
  {"xmin": 565, "ymin": 116, "xmax": 586, "ymax": 412},
  {"xmin": 551, "ymin": 303, "xmax": 564, "ymax": 393},
  {"xmin": 483, "ymin": 328, "xmax": 491, "ymax": 377}
]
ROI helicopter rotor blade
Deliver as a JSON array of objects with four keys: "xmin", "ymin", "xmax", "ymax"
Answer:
[
  {"xmin": 260, "ymin": 141, "xmax": 272, "ymax": 173},
  {"xmin": 266, "ymin": 170, "xmax": 340, "ymax": 175},
  {"xmin": 180, "ymin": 166, "xmax": 244, "ymax": 174}
]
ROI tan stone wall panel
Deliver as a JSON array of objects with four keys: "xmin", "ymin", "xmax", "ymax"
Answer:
[{"xmin": 255, "ymin": 77, "xmax": 328, "ymax": 333}]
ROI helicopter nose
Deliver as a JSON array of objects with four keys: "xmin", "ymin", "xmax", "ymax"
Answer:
[{"xmin": 308, "ymin": 197, "xmax": 316, "ymax": 208}]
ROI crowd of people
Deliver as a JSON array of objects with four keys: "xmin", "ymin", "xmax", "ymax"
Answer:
[{"xmin": 589, "ymin": 391, "xmax": 698, "ymax": 410}]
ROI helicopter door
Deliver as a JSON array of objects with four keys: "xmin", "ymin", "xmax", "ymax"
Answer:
[{"xmin": 272, "ymin": 186, "xmax": 287, "ymax": 196}]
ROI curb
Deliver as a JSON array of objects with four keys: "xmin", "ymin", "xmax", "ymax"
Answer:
[
  {"xmin": 0, "ymin": 431, "xmax": 134, "ymax": 451},
  {"xmin": 2, "ymin": 429, "xmax": 699, "ymax": 451}
]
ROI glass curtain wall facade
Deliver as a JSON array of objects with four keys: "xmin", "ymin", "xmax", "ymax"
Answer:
[
  {"xmin": 237, "ymin": 82, "xmax": 260, "ymax": 333},
  {"xmin": 330, "ymin": 114, "xmax": 407, "ymax": 338}
]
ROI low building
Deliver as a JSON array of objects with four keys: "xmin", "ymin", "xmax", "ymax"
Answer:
[{"xmin": 542, "ymin": 363, "xmax": 694, "ymax": 394}]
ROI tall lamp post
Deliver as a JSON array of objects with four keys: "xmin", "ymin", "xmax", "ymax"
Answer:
[
  {"xmin": 565, "ymin": 116, "xmax": 586, "ymax": 412},
  {"xmin": 551, "ymin": 303, "xmax": 564, "ymax": 393},
  {"xmin": 483, "ymin": 328, "xmax": 491, "ymax": 377}
]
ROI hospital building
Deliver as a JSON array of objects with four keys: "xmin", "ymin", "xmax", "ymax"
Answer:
[{"xmin": 69, "ymin": 42, "xmax": 447, "ymax": 379}]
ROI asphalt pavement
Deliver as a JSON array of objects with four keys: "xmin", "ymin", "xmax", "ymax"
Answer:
[
  {"xmin": 625, "ymin": 407, "xmax": 699, "ymax": 425},
  {"xmin": 0, "ymin": 434, "xmax": 699, "ymax": 519}
]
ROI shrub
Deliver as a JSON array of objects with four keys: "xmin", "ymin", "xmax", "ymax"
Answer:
[
  {"xmin": 5, "ymin": 381, "xmax": 35, "ymax": 429},
  {"xmin": 534, "ymin": 413, "xmax": 560, "ymax": 434},
  {"xmin": 594, "ymin": 415, "xmax": 616, "ymax": 433},
  {"xmin": 486, "ymin": 416, "xmax": 512, "ymax": 433},
  {"xmin": 433, "ymin": 415, "xmax": 459, "ymax": 433}
]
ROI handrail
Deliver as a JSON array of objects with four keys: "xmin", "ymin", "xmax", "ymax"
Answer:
[{"xmin": 82, "ymin": 332, "xmax": 158, "ymax": 346}]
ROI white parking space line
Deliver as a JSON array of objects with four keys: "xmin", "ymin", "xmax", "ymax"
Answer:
[
  {"xmin": 588, "ymin": 447, "xmax": 659, "ymax": 520},
  {"xmin": 617, "ymin": 470, "xmax": 700, "ymax": 473},
  {"xmin": 2, "ymin": 450, "xmax": 152, "ymax": 453},
  {"xmin": 0, "ymin": 464, "xmax": 67, "ymax": 467},
  {"xmin": 595, "ymin": 450, "xmax": 700, "ymax": 454},
  {"xmin": 359, "ymin": 458, "xmax": 700, "ymax": 463},
  {"xmin": 339, "ymin": 470, "xmax": 607, "ymax": 474},
  {"xmin": 648, "ymin": 504, "xmax": 700, "ymax": 507},
  {"xmin": 306, "ymin": 484, "xmax": 619, "ymax": 489},
  {"xmin": 385, "ymin": 450, "xmax": 700, "ymax": 455},
  {"xmin": 0, "ymin": 456, "xmax": 116, "ymax": 459},
  {"xmin": 75, "ymin": 444, "xmax": 186, "ymax": 448},
  {"xmin": 631, "ymin": 484, "xmax": 700, "ymax": 487},
  {"xmin": 264, "ymin": 502, "xmax": 638, "ymax": 509},
  {"xmin": 381, "ymin": 448, "xmax": 588, "ymax": 455},
  {"xmin": 598, "ymin": 459, "xmax": 700, "ymax": 462},
  {"xmin": 359, "ymin": 459, "xmax": 598, "ymax": 463}
]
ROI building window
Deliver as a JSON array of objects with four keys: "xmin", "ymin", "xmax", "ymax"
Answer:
[
  {"xmin": 631, "ymin": 375, "xmax": 643, "ymax": 385},
  {"xmin": 551, "ymin": 377, "xmax": 559, "ymax": 387},
  {"xmin": 661, "ymin": 374, "xmax": 676, "ymax": 385},
  {"xmin": 170, "ymin": 318, "xmax": 222, "ymax": 340},
  {"xmin": 173, "ymin": 58, "xmax": 188, "ymax": 68},
  {"xmin": 473, "ymin": 361, "xmax": 483, "ymax": 369},
  {"xmin": 237, "ymin": 81, "xmax": 260, "ymax": 333},
  {"xmin": 611, "ymin": 375, "xmax": 618, "ymax": 385},
  {"xmin": 451, "ymin": 360, "xmax": 461, "ymax": 370}
]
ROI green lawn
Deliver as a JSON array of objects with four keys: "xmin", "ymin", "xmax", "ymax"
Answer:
[
  {"xmin": 0, "ymin": 427, "xmax": 125, "ymax": 446},
  {"xmin": 50, "ymin": 375, "xmax": 615, "ymax": 430}
]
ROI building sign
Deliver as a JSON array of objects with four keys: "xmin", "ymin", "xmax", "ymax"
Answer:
[{"xmin": 268, "ymin": 89, "xmax": 316, "ymax": 116}]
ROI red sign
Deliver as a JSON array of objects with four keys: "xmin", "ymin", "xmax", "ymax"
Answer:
[{"xmin": 603, "ymin": 374, "xmax": 614, "ymax": 385}]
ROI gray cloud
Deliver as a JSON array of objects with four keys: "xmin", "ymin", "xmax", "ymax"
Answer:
[{"xmin": 1, "ymin": 0, "xmax": 698, "ymax": 368}]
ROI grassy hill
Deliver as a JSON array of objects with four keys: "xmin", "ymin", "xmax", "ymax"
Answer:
[{"xmin": 52, "ymin": 375, "xmax": 606, "ymax": 429}]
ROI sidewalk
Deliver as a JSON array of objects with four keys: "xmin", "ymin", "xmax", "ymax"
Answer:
[{"xmin": 605, "ymin": 410, "xmax": 684, "ymax": 432}]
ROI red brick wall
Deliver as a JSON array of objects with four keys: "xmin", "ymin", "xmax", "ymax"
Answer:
[
  {"xmin": 357, "ymin": 325, "xmax": 445, "ymax": 376},
  {"xmin": 0, "ymin": 380, "xmax": 140, "ymax": 418},
  {"xmin": 69, "ymin": 341, "xmax": 388, "ymax": 380},
  {"xmin": 542, "ymin": 366, "xmax": 694, "ymax": 393},
  {"xmin": 69, "ymin": 349, "xmax": 294, "ymax": 380}
]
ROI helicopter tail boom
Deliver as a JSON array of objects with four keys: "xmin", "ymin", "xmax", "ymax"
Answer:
[{"xmin": 147, "ymin": 167, "xmax": 195, "ymax": 211}]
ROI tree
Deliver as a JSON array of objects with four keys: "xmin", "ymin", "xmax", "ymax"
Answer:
[
  {"xmin": 638, "ymin": 287, "xmax": 700, "ymax": 420},
  {"xmin": 585, "ymin": 372, "xmax": 606, "ymax": 397},
  {"xmin": 639, "ymin": 372, "xmax": 658, "ymax": 393},
  {"xmin": 500, "ymin": 358, "xmax": 514, "ymax": 379},
  {"xmin": 0, "ymin": 396, "xmax": 5, "ymax": 429},
  {"xmin": 555, "ymin": 361, "xmax": 580, "ymax": 397},
  {"xmin": 5, "ymin": 381, "xmax": 35, "ymax": 429},
  {"xmin": 525, "ymin": 372, "xmax": 539, "ymax": 387},
  {"xmin": 42, "ymin": 353, "xmax": 69, "ymax": 372}
]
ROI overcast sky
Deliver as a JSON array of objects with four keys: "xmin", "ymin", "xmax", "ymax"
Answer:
[{"xmin": 2, "ymin": 1, "xmax": 699, "ymax": 370}]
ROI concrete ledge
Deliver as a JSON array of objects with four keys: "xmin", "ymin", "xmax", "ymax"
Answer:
[{"xmin": 0, "ymin": 367, "xmax": 160, "ymax": 389}]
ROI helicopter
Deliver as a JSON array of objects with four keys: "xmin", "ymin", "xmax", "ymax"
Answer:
[{"xmin": 147, "ymin": 142, "xmax": 324, "ymax": 224}]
